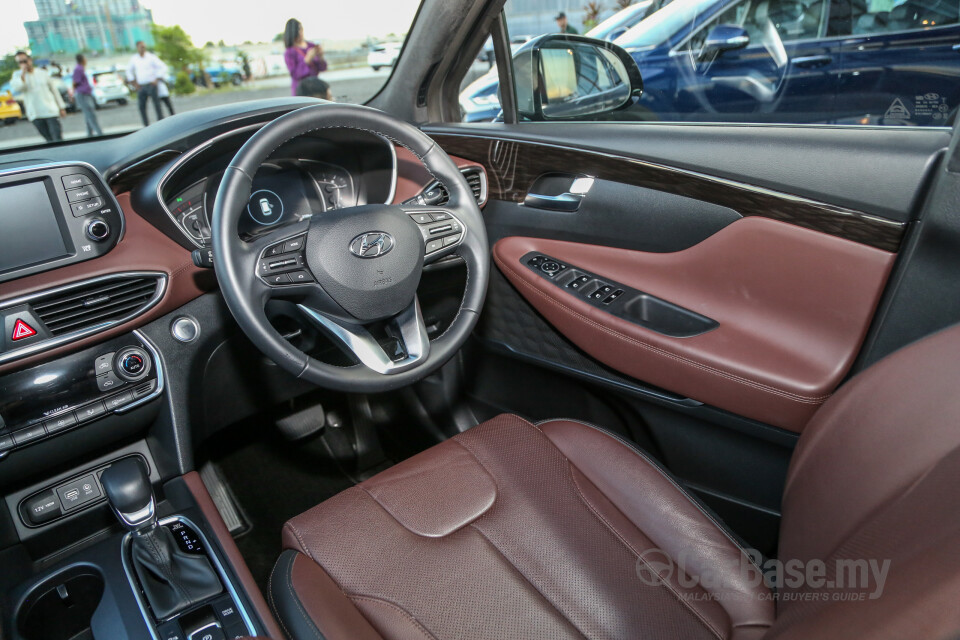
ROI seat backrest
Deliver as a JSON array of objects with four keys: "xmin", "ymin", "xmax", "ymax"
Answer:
[{"xmin": 771, "ymin": 324, "xmax": 960, "ymax": 638}]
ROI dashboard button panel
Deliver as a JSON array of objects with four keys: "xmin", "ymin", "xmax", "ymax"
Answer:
[{"xmin": 0, "ymin": 333, "xmax": 163, "ymax": 458}]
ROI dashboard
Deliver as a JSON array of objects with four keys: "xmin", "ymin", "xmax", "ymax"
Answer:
[{"xmin": 133, "ymin": 125, "xmax": 398, "ymax": 248}]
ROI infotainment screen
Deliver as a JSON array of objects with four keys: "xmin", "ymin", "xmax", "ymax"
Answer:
[{"xmin": 0, "ymin": 180, "xmax": 69, "ymax": 273}]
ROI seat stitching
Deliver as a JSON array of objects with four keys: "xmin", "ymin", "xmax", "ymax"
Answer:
[
  {"xmin": 468, "ymin": 524, "xmax": 591, "ymax": 640},
  {"xmin": 567, "ymin": 461, "xmax": 725, "ymax": 640},
  {"xmin": 269, "ymin": 554, "xmax": 320, "ymax": 640},
  {"xmin": 284, "ymin": 521, "xmax": 316, "ymax": 561},
  {"xmin": 497, "ymin": 256, "xmax": 831, "ymax": 404},
  {"xmin": 347, "ymin": 594, "xmax": 439, "ymax": 640},
  {"xmin": 536, "ymin": 417, "xmax": 762, "ymax": 568}
]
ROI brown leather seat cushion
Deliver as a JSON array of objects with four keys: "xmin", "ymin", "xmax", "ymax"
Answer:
[{"xmin": 272, "ymin": 414, "xmax": 774, "ymax": 640}]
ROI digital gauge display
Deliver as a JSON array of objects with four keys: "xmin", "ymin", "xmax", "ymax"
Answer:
[{"xmin": 167, "ymin": 179, "xmax": 211, "ymax": 244}]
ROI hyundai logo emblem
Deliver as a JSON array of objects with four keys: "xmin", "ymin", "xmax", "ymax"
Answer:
[{"xmin": 349, "ymin": 232, "xmax": 395, "ymax": 258}]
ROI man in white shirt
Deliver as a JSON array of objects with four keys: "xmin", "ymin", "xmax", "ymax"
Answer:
[
  {"xmin": 126, "ymin": 40, "xmax": 168, "ymax": 126},
  {"xmin": 10, "ymin": 50, "xmax": 66, "ymax": 142}
]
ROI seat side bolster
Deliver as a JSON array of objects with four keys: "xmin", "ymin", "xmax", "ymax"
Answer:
[
  {"xmin": 539, "ymin": 419, "xmax": 775, "ymax": 634},
  {"xmin": 269, "ymin": 550, "xmax": 383, "ymax": 640}
]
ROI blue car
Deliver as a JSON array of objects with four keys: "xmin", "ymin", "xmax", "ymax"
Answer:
[{"xmin": 615, "ymin": 0, "xmax": 960, "ymax": 125}]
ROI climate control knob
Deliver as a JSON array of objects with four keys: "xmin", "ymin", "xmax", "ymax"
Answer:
[
  {"xmin": 85, "ymin": 218, "xmax": 110, "ymax": 242},
  {"xmin": 114, "ymin": 347, "xmax": 150, "ymax": 382}
]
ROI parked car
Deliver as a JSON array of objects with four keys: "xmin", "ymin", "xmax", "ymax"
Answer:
[
  {"xmin": 0, "ymin": 89, "xmax": 23, "ymax": 125},
  {"xmin": 90, "ymin": 70, "xmax": 130, "ymax": 108},
  {"xmin": 614, "ymin": 0, "xmax": 960, "ymax": 125},
  {"xmin": 192, "ymin": 62, "xmax": 244, "ymax": 88},
  {"xmin": 367, "ymin": 41, "xmax": 403, "ymax": 70},
  {"xmin": 589, "ymin": 1, "xmax": 657, "ymax": 41},
  {"xmin": 460, "ymin": 4, "xmax": 656, "ymax": 122}
]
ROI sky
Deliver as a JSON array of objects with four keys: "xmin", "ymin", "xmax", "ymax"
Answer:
[{"xmin": 2, "ymin": 0, "xmax": 423, "ymax": 53}]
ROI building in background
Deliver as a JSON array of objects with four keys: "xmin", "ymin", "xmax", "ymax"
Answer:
[{"xmin": 25, "ymin": 0, "xmax": 155, "ymax": 57}]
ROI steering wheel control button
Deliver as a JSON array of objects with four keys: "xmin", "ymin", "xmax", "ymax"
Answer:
[
  {"xmin": 283, "ymin": 235, "xmax": 306, "ymax": 252},
  {"xmin": 425, "ymin": 238, "xmax": 444, "ymax": 254},
  {"xmin": 171, "ymin": 317, "xmax": 200, "ymax": 343},
  {"xmin": 266, "ymin": 273, "xmax": 291, "ymax": 286},
  {"xmin": 409, "ymin": 213, "xmax": 434, "ymax": 224},
  {"xmin": 71, "ymin": 197, "xmax": 104, "ymax": 217},
  {"xmin": 44, "ymin": 412, "xmax": 78, "ymax": 434},
  {"xmin": 430, "ymin": 212, "xmax": 451, "ymax": 221},
  {"xmin": 76, "ymin": 401, "xmax": 107, "ymax": 423},
  {"xmin": 97, "ymin": 371, "xmax": 124, "ymax": 392},
  {"xmin": 61, "ymin": 174, "xmax": 92, "ymax": 190},
  {"xmin": 264, "ymin": 243, "xmax": 285, "ymax": 257},
  {"xmin": 66, "ymin": 185, "xmax": 100, "ymax": 203},
  {"xmin": 85, "ymin": 218, "xmax": 111, "ymax": 242},
  {"xmin": 246, "ymin": 189, "xmax": 284, "ymax": 226},
  {"xmin": 286, "ymin": 270, "xmax": 312, "ymax": 284},
  {"xmin": 442, "ymin": 234, "xmax": 461, "ymax": 247}
]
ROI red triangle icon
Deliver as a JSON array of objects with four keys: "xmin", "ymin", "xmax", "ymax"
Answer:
[{"xmin": 11, "ymin": 319, "xmax": 37, "ymax": 341}]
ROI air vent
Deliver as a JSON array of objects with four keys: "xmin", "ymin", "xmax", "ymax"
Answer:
[
  {"xmin": 421, "ymin": 167, "xmax": 487, "ymax": 207},
  {"xmin": 32, "ymin": 274, "xmax": 164, "ymax": 337}
]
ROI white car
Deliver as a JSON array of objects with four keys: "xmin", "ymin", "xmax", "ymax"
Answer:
[
  {"xmin": 367, "ymin": 42, "xmax": 403, "ymax": 71},
  {"xmin": 91, "ymin": 71, "xmax": 130, "ymax": 108}
]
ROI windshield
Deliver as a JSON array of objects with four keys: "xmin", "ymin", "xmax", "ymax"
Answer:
[
  {"xmin": 616, "ymin": 0, "xmax": 725, "ymax": 49},
  {"xmin": 0, "ymin": 0, "xmax": 421, "ymax": 151}
]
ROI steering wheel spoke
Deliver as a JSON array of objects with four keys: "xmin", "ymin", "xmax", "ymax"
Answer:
[
  {"xmin": 401, "ymin": 205, "xmax": 466, "ymax": 264},
  {"xmin": 297, "ymin": 297, "xmax": 430, "ymax": 374}
]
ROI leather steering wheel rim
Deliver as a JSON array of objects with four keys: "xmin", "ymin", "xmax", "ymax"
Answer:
[{"xmin": 211, "ymin": 103, "xmax": 489, "ymax": 392}]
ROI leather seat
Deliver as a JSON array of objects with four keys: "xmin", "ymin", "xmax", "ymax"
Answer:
[{"xmin": 270, "ymin": 324, "xmax": 960, "ymax": 639}]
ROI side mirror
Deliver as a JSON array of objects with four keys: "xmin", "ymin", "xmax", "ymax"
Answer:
[
  {"xmin": 698, "ymin": 25, "xmax": 750, "ymax": 61},
  {"xmin": 514, "ymin": 34, "xmax": 643, "ymax": 121}
]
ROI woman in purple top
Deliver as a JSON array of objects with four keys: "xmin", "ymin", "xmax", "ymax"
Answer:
[
  {"xmin": 72, "ymin": 54, "xmax": 103, "ymax": 137},
  {"xmin": 283, "ymin": 18, "xmax": 328, "ymax": 96}
]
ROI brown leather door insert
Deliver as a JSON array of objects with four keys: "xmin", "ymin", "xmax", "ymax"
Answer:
[{"xmin": 493, "ymin": 217, "xmax": 895, "ymax": 432}]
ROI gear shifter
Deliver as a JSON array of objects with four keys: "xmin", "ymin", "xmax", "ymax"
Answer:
[{"xmin": 101, "ymin": 459, "xmax": 222, "ymax": 619}]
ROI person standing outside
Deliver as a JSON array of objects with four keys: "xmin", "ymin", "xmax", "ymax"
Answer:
[
  {"xmin": 72, "ymin": 54, "xmax": 103, "ymax": 137},
  {"xmin": 126, "ymin": 41, "xmax": 167, "ymax": 127},
  {"xmin": 10, "ymin": 51, "xmax": 66, "ymax": 142},
  {"xmin": 156, "ymin": 77, "xmax": 175, "ymax": 117},
  {"xmin": 555, "ymin": 12, "xmax": 579, "ymax": 34},
  {"xmin": 283, "ymin": 18, "xmax": 327, "ymax": 96}
]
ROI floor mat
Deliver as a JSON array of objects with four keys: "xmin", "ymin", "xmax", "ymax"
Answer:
[{"xmin": 211, "ymin": 423, "xmax": 356, "ymax": 593}]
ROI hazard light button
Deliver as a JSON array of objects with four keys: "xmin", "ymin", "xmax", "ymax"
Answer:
[
  {"xmin": 1, "ymin": 307, "xmax": 50, "ymax": 352},
  {"xmin": 11, "ymin": 319, "xmax": 36, "ymax": 341}
]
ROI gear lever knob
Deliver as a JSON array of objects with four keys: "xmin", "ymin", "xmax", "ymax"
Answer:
[{"xmin": 101, "ymin": 458, "xmax": 156, "ymax": 532}]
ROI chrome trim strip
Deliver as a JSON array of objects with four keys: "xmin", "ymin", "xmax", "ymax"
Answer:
[
  {"xmin": 0, "ymin": 272, "xmax": 167, "ymax": 365},
  {"xmin": 111, "ymin": 495, "xmax": 156, "ymax": 531},
  {"xmin": 298, "ymin": 297, "xmax": 430, "ymax": 374},
  {"xmin": 117, "ymin": 329, "xmax": 166, "ymax": 414},
  {"xmin": 121, "ymin": 515, "xmax": 257, "ymax": 639}
]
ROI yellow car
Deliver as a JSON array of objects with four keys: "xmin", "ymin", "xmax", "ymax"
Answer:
[{"xmin": 0, "ymin": 90, "xmax": 23, "ymax": 125}]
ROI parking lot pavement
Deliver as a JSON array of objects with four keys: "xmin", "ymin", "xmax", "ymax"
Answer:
[{"xmin": 0, "ymin": 68, "xmax": 390, "ymax": 150}]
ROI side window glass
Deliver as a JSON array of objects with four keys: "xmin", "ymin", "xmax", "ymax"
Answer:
[{"xmin": 842, "ymin": 0, "xmax": 960, "ymax": 35}]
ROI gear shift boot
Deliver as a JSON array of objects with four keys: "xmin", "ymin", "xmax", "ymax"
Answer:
[
  {"xmin": 131, "ymin": 526, "xmax": 223, "ymax": 619},
  {"xmin": 102, "ymin": 459, "xmax": 223, "ymax": 620}
]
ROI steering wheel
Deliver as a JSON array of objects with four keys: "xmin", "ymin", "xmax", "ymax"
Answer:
[{"xmin": 211, "ymin": 104, "xmax": 489, "ymax": 392}]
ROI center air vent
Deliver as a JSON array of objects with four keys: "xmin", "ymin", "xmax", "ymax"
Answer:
[{"xmin": 31, "ymin": 274, "xmax": 164, "ymax": 337}]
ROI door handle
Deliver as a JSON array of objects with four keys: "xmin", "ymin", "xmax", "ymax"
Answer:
[
  {"xmin": 793, "ymin": 54, "xmax": 833, "ymax": 68},
  {"xmin": 523, "ymin": 192, "xmax": 584, "ymax": 212}
]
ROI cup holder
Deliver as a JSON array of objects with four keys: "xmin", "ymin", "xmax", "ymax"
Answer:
[{"xmin": 16, "ymin": 566, "xmax": 105, "ymax": 640}]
